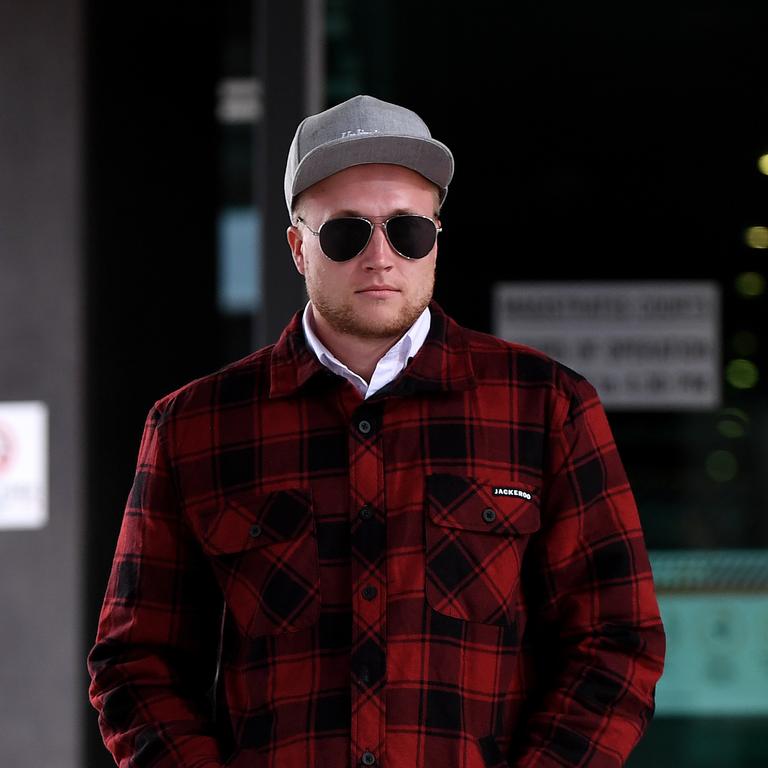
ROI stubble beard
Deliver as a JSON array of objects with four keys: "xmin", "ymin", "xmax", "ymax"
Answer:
[{"xmin": 307, "ymin": 271, "xmax": 435, "ymax": 340}]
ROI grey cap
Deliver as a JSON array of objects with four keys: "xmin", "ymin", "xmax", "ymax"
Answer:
[{"xmin": 284, "ymin": 94, "xmax": 454, "ymax": 216}]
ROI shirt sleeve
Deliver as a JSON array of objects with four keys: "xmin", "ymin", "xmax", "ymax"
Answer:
[
  {"xmin": 86, "ymin": 402, "xmax": 227, "ymax": 768},
  {"xmin": 510, "ymin": 374, "xmax": 666, "ymax": 767}
]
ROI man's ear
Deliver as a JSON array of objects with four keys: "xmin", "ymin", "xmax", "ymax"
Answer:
[{"xmin": 286, "ymin": 225, "xmax": 306, "ymax": 275}]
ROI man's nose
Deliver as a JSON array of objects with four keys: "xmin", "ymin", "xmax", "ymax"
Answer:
[{"xmin": 360, "ymin": 222, "xmax": 396, "ymax": 266}]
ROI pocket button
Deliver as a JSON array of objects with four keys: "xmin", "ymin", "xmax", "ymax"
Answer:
[
  {"xmin": 481, "ymin": 507, "xmax": 496, "ymax": 524},
  {"xmin": 362, "ymin": 585, "xmax": 378, "ymax": 600}
]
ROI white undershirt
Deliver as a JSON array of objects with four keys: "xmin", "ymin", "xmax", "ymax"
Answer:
[{"xmin": 301, "ymin": 300, "xmax": 431, "ymax": 399}]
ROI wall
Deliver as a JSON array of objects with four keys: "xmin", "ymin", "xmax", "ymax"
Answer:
[{"xmin": 0, "ymin": 1, "xmax": 84, "ymax": 766}]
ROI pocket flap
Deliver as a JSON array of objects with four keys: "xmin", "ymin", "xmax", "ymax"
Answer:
[
  {"xmin": 201, "ymin": 487, "xmax": 313, "ymax": 555},
  {"xmin": 426, "ymin": 473, "xmax": 540, "ymax": 535}
]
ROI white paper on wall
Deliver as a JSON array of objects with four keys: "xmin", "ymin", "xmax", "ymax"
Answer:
[{"xmin": 0, "ymin": 401, "xmax": 48, "ymax": 529}]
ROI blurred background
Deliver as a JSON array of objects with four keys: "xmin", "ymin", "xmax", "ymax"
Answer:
[{"xmin": 1, "ymin": 0, "xmax": 767, "ymax": 765}]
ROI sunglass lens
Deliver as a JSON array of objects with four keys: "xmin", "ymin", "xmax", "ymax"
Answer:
[
  {"xmin": 319, "ymin": 218, "xmax": 372, "ymax": 262},
  {"xmin": 386, "ymin": 216, "xmax": 437, "ymax": 259}
]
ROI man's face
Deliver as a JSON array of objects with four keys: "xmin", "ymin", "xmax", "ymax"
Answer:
[{"xmin": 287, "ymin": 163, "xmax": 440, "ymax": 342}]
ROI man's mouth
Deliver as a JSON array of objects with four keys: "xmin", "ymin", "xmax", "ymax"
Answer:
[{"xmin": 357, "ymin": 285, "xmax": 400, "ymax": 293}]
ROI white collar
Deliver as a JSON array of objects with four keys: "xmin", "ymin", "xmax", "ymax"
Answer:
[{"xmin": 301, "ymin": 300, "xmax": 431, "ymax": 398}]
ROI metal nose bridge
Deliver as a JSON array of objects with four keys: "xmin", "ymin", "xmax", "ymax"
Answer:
[{"xmin": 361, "ymin": 217, "xmax": 398, "ymax": 257}]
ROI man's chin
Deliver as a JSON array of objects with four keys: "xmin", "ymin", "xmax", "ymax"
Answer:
[
  {"xmin": 338, "ymin": 317, "xmax": 413, "ymax": 340},
  {"xmin": 321, "ymin": 303, "xmax": 425, "ymax": 340}
]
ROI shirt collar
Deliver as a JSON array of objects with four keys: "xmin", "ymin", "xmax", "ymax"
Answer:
[
  {"xmin": 300, "ymin": 300, "xmax": 431, "ymax": 398},
  {"xmin": 269, "ymin": 298, "xmax": 476, "ymax": 399}
]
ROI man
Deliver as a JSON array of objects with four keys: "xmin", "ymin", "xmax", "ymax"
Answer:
[{"xmin": 88, "ymin": 94, "xmax": 665, "ymax": 768}]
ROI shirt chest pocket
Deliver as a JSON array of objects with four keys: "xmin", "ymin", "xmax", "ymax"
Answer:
[
  {"xmin": 424, "ymin": 473, "xmax": 541, "ymax": 626},
  {"xmin": 199, "ymin": 487, "xmax": 321, "ymax": 638}
]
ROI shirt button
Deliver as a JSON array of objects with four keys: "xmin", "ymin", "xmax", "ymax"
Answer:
[
  {"xmin": 362, "ymin": 585, "xmax": 378, "ymax": 601},
  {"xmin": 481, "ymin": 507, "xmax": 496, "ymax": 523},
  {"xmin": 359, "ymin": 504, "xmax": 373, "ymax": 520},
  {"xmin": 358, "ymin": 665, "xmax": 370, "ymax": 684},
  {"xmin": 249, "ymin": 523, "xmax": 262, "ymax": 537},
  {"xmin": 358, "ymin": 419, "xmax": 372, "ymax": 435},
  {"xmin": 361, "ymin": 751, "xmax": 377, "ymax": 766}
]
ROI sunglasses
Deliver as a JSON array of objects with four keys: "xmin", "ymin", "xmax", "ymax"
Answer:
[{"xmin": 295, "ymin": 214, "xmax": 441, "ymax": 262}]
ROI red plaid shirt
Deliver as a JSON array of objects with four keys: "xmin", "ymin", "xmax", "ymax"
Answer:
[{"xmin": 87, "ymin": 298, "xmax": 665, "ymax": 768}]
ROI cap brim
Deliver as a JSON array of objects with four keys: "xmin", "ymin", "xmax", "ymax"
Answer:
[{"xmin": 290, "ymin": 133, "xmax": 454, "ymax": 205}]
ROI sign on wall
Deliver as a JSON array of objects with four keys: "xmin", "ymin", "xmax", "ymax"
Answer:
[
  {"xmin": 655, "ymin": 592, "xmax": 768, "ymax": 715},
  {"xmin": 0, "ymin": 401, "xmax": 48, "ymax": 529},
  {"xmin": 650, "ymin": 549, "xmax": 768, "ymax": 715},
  {"xmin": 493, "ymin": 281, "xmax": 721, "ymax": 409}
]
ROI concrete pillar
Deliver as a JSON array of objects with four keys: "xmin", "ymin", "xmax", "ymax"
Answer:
[{"xmin": 0, "ymin": 0, "xmax": 85, "ymax": 765}]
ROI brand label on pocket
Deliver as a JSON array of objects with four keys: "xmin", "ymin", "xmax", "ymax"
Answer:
[{"xmin": 492, "ymin": 486, "xmax": 533, "ymax": 500}]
